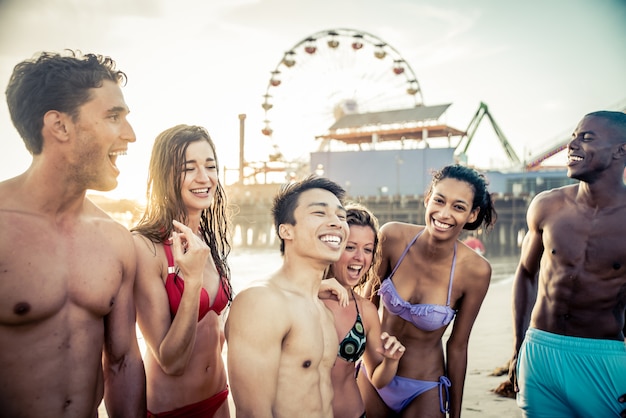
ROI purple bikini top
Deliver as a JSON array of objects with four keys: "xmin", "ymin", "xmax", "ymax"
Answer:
[{"xmin": 379, "ymin": 230, "xmax": 457, "ymax": 332}]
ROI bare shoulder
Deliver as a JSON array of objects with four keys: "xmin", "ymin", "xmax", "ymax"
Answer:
[
  {"xmin": 132, "ymin": 232, "xmax": 159, "ymax": 258},
  {"xmin": 230, "ymin": 281, "xmax": 287, "ymax": 314},
  {"xmin": 355, "ymin": 293, "xmax": 376, "ymax": 312},
  {"xmin": 0, "ymin": 176, "xmax": 24, "ymax": 210},
  {"xmin": 80, "ymin": 203, "xmax": 138, "ymax": 283},
  {"xmin": 227, "ymin": 281, "xmax": 292, "ymax": 338},
  {"xmin": 532, "ymin": 184, "xmax": 576, "ymax": 208},
  {"xmin": 0, "ymin": 178, "xmax": 38, "ymax": 218},
  {"xmin": 85, "ymin": 199, "xmax": 133, "ymax": 237},
  {"xmin": 525, "ymin": 185, "xmax": 576, "ymax": 227},
  {"xmin": 458, "ymin": 244, "xmax": 491, "ymax": 284},
  {"xmin": 132, "ymin": 233, "xmax": 167, "ymax": 287},
  {"xmin": 356, "ymin": 294, "xmax": 380, "ymax": 324},
  {"xmin": 380, "ymin": 221, "xmax": 423, "ymax": 242}
]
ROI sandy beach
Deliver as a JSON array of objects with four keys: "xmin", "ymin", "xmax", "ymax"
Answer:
[
  {"xmin": 99, "ymin": 253, "xmax": 522, "ymax": 417},
  {"xmin": 457, "ymin": 276, "xmax": 522, "ymax": 418}
]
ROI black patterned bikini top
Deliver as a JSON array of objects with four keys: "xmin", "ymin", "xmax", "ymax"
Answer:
[{"xmin": 337, "ymin": 290, "xmax": 367, "ymax": 363}]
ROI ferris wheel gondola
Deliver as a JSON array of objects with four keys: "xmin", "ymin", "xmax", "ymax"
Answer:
[{"xmin": 260, "ymin": 28, "xmax": 425, "ymax": 161}]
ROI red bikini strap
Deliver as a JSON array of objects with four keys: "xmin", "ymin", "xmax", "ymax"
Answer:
[{"xmin": 163, "ymin": 242, "xmax": 176, "ymax": 272}]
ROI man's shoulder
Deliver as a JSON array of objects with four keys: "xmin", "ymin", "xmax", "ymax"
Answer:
[
  {"xmin": 228, "ymin": 281, "xmax": 293, "ymax": 333},
  {"xmin": 531, "ymin": 185, "xmax": 576, "ymax": 209},
  {"xmin": 84, "ymin": 199, "xmax": 132, "ymax": 232},
  {"xmin": 233, "ymin": 274, "xmax": 313, "ymax": 312},
  {"xmin": 232, "ymin": 280, "xmax": 284, "ymax": 306},
  {"xmin": 0, "ymin": 176, "xmax": 27, "ymax": 212}
]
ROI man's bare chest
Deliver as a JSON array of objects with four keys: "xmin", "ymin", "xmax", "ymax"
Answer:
[
  {"xmin": 544, "ymin": 209, "xmax": 626, "ymax": 268},
  {"xmin": 0, "ymin": 219, "xmax": 125, "ymax": 324}
]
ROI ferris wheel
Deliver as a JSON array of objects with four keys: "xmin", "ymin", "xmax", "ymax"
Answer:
[{"xmin": 261, "ymin": 28, "xmax": 424, "ymax": 161}]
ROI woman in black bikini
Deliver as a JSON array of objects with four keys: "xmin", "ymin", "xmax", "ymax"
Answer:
[
  {"xmin": 358, "ymin": 165, "xmax": 497, "ymax": 418},
  {"xmin": 321, "ymin": 203, "xmax": 405, "ymax": 418}
]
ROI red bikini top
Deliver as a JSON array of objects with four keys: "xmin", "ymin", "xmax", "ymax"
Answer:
[{"xmin": 163, "ymin": 243, "xmax": 229, "ymax": 320}]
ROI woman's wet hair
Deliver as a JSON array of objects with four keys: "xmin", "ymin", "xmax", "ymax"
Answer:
[{"xmin": 132, "ymin": 124, "xmax": 233, "ymax": 301}]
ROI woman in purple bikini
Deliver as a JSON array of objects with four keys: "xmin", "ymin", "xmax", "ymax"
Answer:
[{"xmin": 358, "ymin": 164, "xmax": 497, "ymax": 418}]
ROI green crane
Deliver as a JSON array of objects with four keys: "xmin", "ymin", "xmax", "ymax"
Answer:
[{"xmin": 456, "ymin": 102, "xmax": 522, "ymax": 167}]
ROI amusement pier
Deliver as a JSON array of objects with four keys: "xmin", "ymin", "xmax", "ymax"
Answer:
[
  {"xmin": 223, "ymin": 29, "xmax": 625, "ymax": 257},
  {"xmin": 95, "ymin": 28, "xmax": 626, "ymax": 259}
]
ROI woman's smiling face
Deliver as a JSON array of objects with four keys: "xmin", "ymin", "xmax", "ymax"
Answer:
[
  {"xmin": 180, "ymin": 140, "xmax": 218, "ymax": 212},
  {"xmin": 425, "ymin": 178, "xmax": 478, "ymax": 238},
  {"xmin": 333, "ymin": 224, "xmax": 376, "ymax": 288}
]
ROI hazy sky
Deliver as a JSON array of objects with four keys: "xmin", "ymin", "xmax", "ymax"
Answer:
[{"xmin": 1, "ymin": 0, "xmax": 625, "ymax": 200}]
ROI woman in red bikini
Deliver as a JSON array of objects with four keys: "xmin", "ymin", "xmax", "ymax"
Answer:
[{"xmin": 132, "ymin": 124, "xmax": 233, "ymax": 418}]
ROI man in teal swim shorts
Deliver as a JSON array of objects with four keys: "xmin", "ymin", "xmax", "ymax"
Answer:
[{"xmin": 509, "ymin": 110, "xmax": 626, "ymax": 418}]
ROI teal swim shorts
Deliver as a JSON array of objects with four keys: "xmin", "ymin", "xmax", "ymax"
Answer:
[{"xmin": 517, "ymin": 328, "xmax": 626, "ymax": 417}]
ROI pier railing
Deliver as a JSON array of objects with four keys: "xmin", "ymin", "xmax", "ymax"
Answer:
[{"xmin": 226, "ymin": 184, "xmax": 529, "ymax": 258}]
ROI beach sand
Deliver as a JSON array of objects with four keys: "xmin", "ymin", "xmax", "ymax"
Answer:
[
  {"xmin": 99, "ymin": 255, "xmax": 523, "ymax": 417},
  {"xmin": 458, "ymin": 276, "xmax": 522, "ymax": 418}
]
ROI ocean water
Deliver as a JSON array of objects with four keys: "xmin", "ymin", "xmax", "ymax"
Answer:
[{"xmin": 229, "ymin": 247, "xmax": 284, "ymax": 293}]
